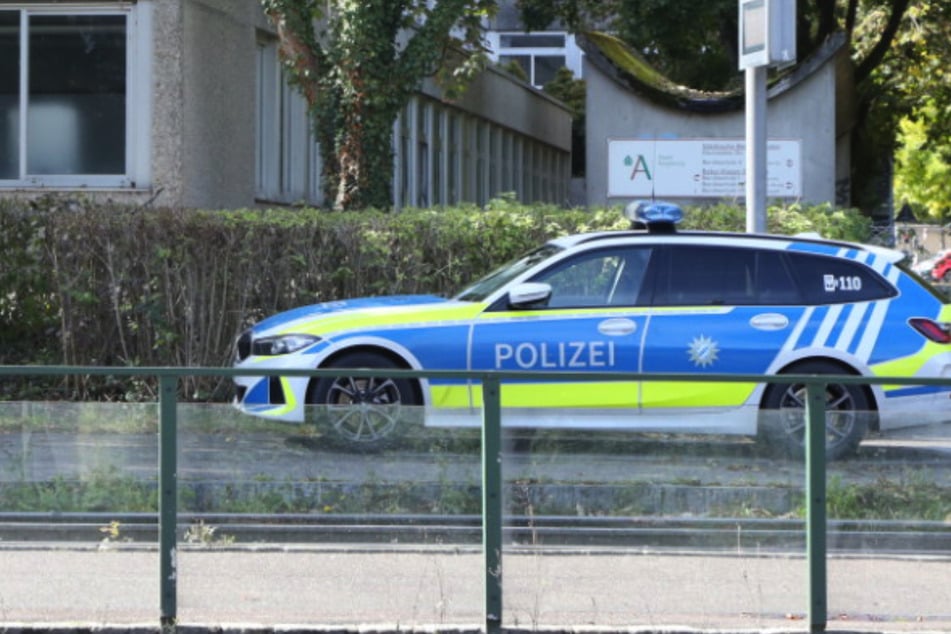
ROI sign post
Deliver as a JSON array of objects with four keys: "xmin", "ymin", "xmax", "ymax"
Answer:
[{"xmin": 739, "ymin": 0, "xmax": 796, "ymax": 233}]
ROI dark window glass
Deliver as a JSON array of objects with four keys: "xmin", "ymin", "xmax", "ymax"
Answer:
[
  {"xmin": 653, "ymin": 245, "xmax": 800, "ymax": 306},
  {"xmin": 0, "ymin": 11, "xmax": 18, "ymax": 179},
  {"xmin": 533, "ymin": 55, "xmax": 566, "ymax": 86},
  {"xmin": 788, "ymin": 251, "xmax": 896, "ymax": 303},
  {"xmin": 500, "ymin": 34, "xmax": 565, "ymax": 48},
  {"xmin": 498, "ymin": 54, "xmax": 530, "ymax": 80},
  {"xmin": 751, "ymin": 249, "xmax": 801, "ymax": 304},
  {"xmin": 28, "ymin": 14, "xmax": 126, "ymax": 175}
]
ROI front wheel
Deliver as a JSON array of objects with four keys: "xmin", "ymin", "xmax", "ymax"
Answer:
[
  {"xmin": 759, "ymin": 361, "xmax": 872, "ymax": 460},
  {"xmin": 306, "ymin": 352, "xmax": 420, "ymax": 451}
]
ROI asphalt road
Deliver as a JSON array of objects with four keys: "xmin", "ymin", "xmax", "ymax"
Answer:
[{"xmin": 1, "ymin": 543, "xmax": 950, "ymax": 631}]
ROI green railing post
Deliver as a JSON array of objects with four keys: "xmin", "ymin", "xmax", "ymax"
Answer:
[
  {"xmin": 482, "ymin": 375, "xmax": 503, "ymax": 634},
  {"xmin": 159, "ymin": 374, "xmax": 178, "ymax": 629},
  {"xmin": 805, "ymin": 380, "xmax": 827, "ymax": 633}
]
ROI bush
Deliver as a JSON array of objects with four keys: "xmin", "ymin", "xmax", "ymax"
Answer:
[{"xmin": 0, "ymin": 195, "xmax": 872, "ymax": 400}]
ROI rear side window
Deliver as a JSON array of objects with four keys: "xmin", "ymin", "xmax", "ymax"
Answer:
[
  {"xmin": 651, "ymin": 245, "xmax": 800, "ymax": 306},
  {"xmin": 787, "ymin": 251, "xmax": 896, "ymax": 304}
]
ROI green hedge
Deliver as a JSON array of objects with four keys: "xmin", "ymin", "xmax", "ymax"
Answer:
[{"xmin": 0, "ymin": 195, "xmax": 871, "ymax": 400}]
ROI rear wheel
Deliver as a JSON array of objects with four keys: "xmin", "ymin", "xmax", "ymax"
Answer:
[
  {"xmin": 306, "ymin": 352, "xmax": 420, "ymax": 451},
  {"xmin": 759, "ymin": 360, "xmax": 871, "ymax": 460}
]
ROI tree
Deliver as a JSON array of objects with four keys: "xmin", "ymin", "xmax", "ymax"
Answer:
[
  {"xmin": 888, "ymin": 2, "xmax": 951, "ymax": 223},
  {"xmin": 612, "ymin": 0, "xmax": 739, "ymax": 92},
  {"xmin": 262, "ymin": 0, "xmax": 495, "ymax": 211},
  {"xmin": 517, "ymin": 0, "xmax": 951, "ymax": 215},
  {"xmin": 516, "ymin": 0, "xmax": 913, "ymax": 87},
  {"xmin": 893, "ymin": 104, "xmax": 951, "ymax": 223}
]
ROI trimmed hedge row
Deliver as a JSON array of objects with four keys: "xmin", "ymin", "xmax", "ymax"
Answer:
[{"xmin": 0, "ymin": 195, "xmax": 871, "ymax": 400}]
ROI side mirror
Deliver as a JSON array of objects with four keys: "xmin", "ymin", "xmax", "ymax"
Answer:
[{"xmin": 507, "ymin": 282, "xmax": 552, "ymax": 309}]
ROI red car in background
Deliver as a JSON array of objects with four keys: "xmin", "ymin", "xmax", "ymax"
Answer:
[
  {"xmin": 932, "ymin": 252, "xmax": 951, "ymax": 282},
  {"xmin": 912, "ymin": 250, "xmax": 951, "ymax": 282}
]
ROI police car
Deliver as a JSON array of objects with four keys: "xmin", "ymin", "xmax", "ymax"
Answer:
[{"xmin": 233, "ymin": 202, "xmax": 951, "ymax": 458}]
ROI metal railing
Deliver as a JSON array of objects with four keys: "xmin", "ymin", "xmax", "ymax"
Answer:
[{"xmin": 1, "ymin": 365, "xmax": 949, "ymax": 634}]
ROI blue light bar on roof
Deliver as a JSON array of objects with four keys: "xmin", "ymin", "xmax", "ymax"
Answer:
[{"xmin": 623, "ymin": 200, "xmax": 684, "ymax": 225}]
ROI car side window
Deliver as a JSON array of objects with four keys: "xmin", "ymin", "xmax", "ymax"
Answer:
[
  {"xmin": 652, "ymin": 245, "xmax": 800, "ymax": 306},
  {"xmin": 530, "ymin": 247, "xmax": 652, "ymax": 308},
  {"xmin": 787, "ymin": 251, "xmax": 896, "ymax": 303}
]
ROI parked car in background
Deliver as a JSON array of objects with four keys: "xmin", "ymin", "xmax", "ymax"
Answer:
[
  {"xmin": 233, "ymin": 202, "xmax": 951, "ymax": 459},
  {"xmin": 912, "ymin": 250, "xmax": 951, "ymax": 281},
  {"xmin": 930, "ymin": 252, "xmax": 951, "ymax": 282}
]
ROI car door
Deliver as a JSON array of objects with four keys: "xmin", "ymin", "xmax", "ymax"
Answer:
[
  {"xmin": 639, "ymin": 243, "xmax": 806, "ymax": 415},
  {"xmin": 468, "ymin": 245, "xmax": 653, "ymax": 428}
]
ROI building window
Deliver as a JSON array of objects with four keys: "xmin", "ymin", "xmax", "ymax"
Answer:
[
  {"xmin": 416, "ymin": 101, "xmax": 431, "ymax": 207},
  {"xmin": 255, "ymin": 37, "xmax": 321, "ymax": 205},
  {"xmin": 396, "ymin": 108, "xmax": 411, "ymax": 207},
  {"xmin": 496, "ymin": 32, "xmax": 568, "ymax": 87},
  {"xmin": 0, "ymin": 5, "xmax": 151, "ymax": 188},
  {"xmin": 447, "ymin": 112, "xmax": 458, "ymax": 204}
]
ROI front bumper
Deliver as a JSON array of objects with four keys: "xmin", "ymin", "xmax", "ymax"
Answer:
[{"xmin": 232, "ymin": 356, "xmax": 313, "ymax": 423}]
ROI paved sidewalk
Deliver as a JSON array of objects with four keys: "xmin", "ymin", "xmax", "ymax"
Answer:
[{"xmin": 1, "ymin": 543, "xmax": 950, "ymax": 633}]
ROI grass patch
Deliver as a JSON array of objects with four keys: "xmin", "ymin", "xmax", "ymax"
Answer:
[{"xmin": 821, "ymin": 474, "xmax": 951, "ymax": 521}]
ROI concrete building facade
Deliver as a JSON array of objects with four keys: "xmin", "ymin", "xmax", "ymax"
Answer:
[{"xmin": 0, "ymin": 0, "xmax": 571, "ymax": 209}]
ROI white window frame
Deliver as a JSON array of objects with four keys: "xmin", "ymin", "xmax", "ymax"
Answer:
[
  {"xmin": 486, "ymin": 31, "xmax": 584, "ymax": 87},
  {"xmin": 0, "ymin": 2, "xmax": 152, "ymax": 189}
]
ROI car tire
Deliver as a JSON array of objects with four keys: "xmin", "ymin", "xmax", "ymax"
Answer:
[
  {"xmin": 306, "ymin": 352, "xmax": 420, "ymax": 451},
  {"xmin": 758, "ymin": 360, "xmax": 871, "ymax": 460}
]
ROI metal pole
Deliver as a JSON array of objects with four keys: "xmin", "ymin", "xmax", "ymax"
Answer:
[
  {"xmin": 159, "ymin": 375, "xmax": 178, "ymax": 629},
  {"xmin": 805, "ymin": 381, "xmax": 827, "ymax": 633},
  {"xmin": 481, "ymin": 376, "xmax": 503, "ymax": 634},
  {"xmin": 745, "ymin": 65, "xmax": 768, "ymax": 233}
]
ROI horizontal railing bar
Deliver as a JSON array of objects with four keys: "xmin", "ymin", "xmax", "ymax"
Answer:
[
  {"xmin": 1, "ymin": 364, "xmax": 950, "ymax": 387},
  {"xmin": 0, "ymin": 511, "xmax": 947, "ymax": 533}
]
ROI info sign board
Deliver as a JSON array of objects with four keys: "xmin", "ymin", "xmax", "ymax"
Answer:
[
  {"xmin": 607, "ymin": 138, "xmax": 801, "ymax": 199},
  {"xmin": 739, "ymin": 0, "xmax": 796, "ymax": 69}
]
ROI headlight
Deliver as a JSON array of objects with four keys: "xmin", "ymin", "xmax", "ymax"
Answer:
[{"xmin": 252, "ymin": 334, "xmax": 321, "ymax": 356}]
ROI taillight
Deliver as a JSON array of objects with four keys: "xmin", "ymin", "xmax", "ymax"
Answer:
[{"xmin": 909, "ymin": 318, "xmax": 951, "ymax": 343}]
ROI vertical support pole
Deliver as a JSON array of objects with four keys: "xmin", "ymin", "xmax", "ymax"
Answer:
[
  {"xmin": 159, "ymin": 375, "xmax": 178, "ymax": 629},
  {"xmin": 805, "ymin": 380, "xmax": 827, "ymax": 633},
  {"xmin": 481, "ymin": 376, "xmax": 503, "ymax": 634},
  {"xmin": 745, "ymin": 65, "xmax": 768, "ymax": 233}
]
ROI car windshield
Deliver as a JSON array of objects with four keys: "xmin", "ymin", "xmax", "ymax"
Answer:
[{"xmin": 453, "ymin": 244, "xmax": 563, "ymax": 302}]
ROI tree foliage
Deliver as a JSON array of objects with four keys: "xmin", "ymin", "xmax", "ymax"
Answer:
[
  {"xmin": 851, "ymin": 1, "xmax": 951, "ymax": 214},
  {"xmin": 516, "ymin": 0, "xmax": 913, "ymax": 87},
  {"xmin": 261, "ymin": 0, "xmax": 495, "ymax": 211},
  {"xmin": 894, "ymin": 104, "xmax": 951, "ymax": 223},
  {"xmin": 876, "ymin": 2, "xmax": 951, "ymax": 222},
  {"xmin": 612, "ymin": 0, "xmax": 739, "ymax": 91}
]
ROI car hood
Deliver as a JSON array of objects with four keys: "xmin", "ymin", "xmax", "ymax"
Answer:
[{"xmin": 250, "ymin": 294, "xmax": 467, "ymax": 336}]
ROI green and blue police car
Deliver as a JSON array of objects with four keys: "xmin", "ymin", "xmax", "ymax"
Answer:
[{"xmin": 233, "ymin": 202, "xmax": 951, "ymax": 458}]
